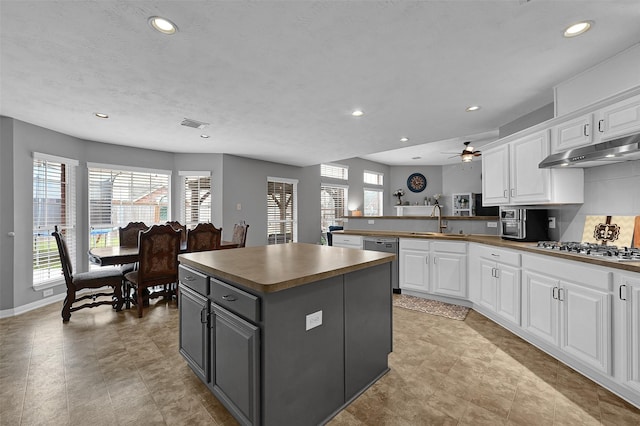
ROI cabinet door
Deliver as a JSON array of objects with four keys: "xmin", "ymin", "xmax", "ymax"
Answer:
[
  {"xmin": 431, "ymin": 252, "xmax": 467, "ymax": 298},
  {"xmin": 522, "ymin": 271, "xmax": 559, "ymax": 346},
  {"xmin": 551, "ymin": 114, "xmax": 593, "ymax": 153},
  {"xmin": 399, "ymin": 248, "xmax": 429, "ymax": 292},
  {"xmin": 623, "ymin": 278, "xmax": 640, "ymax": 392},
  {"xmin": 179, "ymin": 285, "xmax": 209, "ymax": 383},
  {"xmin": 211, "ymin": 304, "xmax": 260, "ymax": 426},
  {"xmin": 481, "ymin": 145, "xmax": 510, "ymax": 205},
  {"xmin": 597, "ymin": 93, "xmax": 640, "ymax": 140},
  {"xmin": 560, "ymin": 282, "xmax": 611, "ymax": 374},
  {"xmin": 509, "ymin": 131, "xmax": 551, "ymax": 203},
  {"xmin": 496, "ymin": 264, "xmax": 521, "ymax": 325},
  {"xmin": 478, "ymin": 259, "xmax": 497, "ymax": 311}
]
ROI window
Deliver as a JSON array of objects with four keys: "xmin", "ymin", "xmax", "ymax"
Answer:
[
  {"xmin": 321, "ymin": 184, "xmax": 348, "ymax": 232},
  {"xmin": 180, "ymin": 171, "xmax": 211, "ymax": 229},
  {"xmin": 363, "ymin": 170, "xmax": 383, "ymax": 186},
  {"xmin": 88, "ymin": 164, "xmax": 171, "ymax": 248},
  {"xmin": 33, "ymin": 153, "xmax": 78, "ymax": 287},
  {"xmin": 267, "ymin": 177, "xmax": 298, "ymax": 244},
  {"xmin": 321, "ymin": 163, "xmax": 348, "ymax": 180},
  {"xmin": 364, "ymin": 188, "xmax": 383, "ymax": 216}
]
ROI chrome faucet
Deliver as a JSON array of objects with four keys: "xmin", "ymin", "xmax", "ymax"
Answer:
[{"xmin": 431, "ymin": 203, "xmax": 447, "ymax": 233}]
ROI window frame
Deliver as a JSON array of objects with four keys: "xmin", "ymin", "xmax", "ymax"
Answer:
[
  {"xmin": 320, "ymin": 183, "xmax": 349, "ymax": 232},
  {"xmin": 363, "ymin": 170, "xmax": 384, "ymax": 186},
  {"xmin": 320, "ymin": 163, "xmax": 349, "ymax": 180},
  {"xmin": 179, "ymin": 170, "xmax": 212, "ymax": 229},
  {"xmin": 267, "ymin": 176, "xmax": 298, "ymax": 245},
  {"xmin": 363, "ymin": 187, "xmax": 384, "ymax": 216}
]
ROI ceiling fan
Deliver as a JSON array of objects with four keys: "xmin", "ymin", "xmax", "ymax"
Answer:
[{"xmin": 444, "ymin": 141, "xmax": 482, "ymax": 162}]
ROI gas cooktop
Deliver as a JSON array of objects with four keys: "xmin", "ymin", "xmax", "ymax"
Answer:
[{"xmin": 535, "ymin": 241, "xmax": 640, "ymax": 262}]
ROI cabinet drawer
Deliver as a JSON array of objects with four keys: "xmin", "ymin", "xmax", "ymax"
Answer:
[
  {"xmin": 477, "ymin": 245, "xmax": 521, "ymax": 267},
  {"xmin": 332, "ymin": 234, "xmax": 363, "ymax": 248},
  {"xmin": 522, "ymin": 253, "xmax": 611, "ymax": 291},
  {"xmin": 431, "ymin": 241, "xmax": 466, "ymax": 254},
  {"xmin": 399, "ymin": 238, "xmax": 430, "ymax": 251},
  {"xmin": 211, "ymin": 278, "xmax": 260, "ymax": 323},
  {"xmin": 179, "ymin": 265, "xmax": 209, "ymax": 296}
]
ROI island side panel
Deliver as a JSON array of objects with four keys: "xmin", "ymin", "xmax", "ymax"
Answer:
[
  {"xmin": 344, "ymin": 262, "xmax": 392, "ymax": 400},
  {"xmin": 261, "ymin": 275, "xmax": 345, "ymax": 426}
]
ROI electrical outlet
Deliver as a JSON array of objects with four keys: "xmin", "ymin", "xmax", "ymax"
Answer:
[
  {"xmin": 236, "ymin": 203, "xmax": 242, "ymax": 211},
  {"xmin": 549, "ymin": 217, "xmax": 556, "ymax": 229},
  {"xmin": 305, "ymin": 310, "xmax": 323, "ymax": 331},
  {"xmin": 368, "ymin": 220, "xmax": 375, "ymax": 225},
  {"xmin": 487, "ymin": 222, "xmax": 498, "ymax": 228},
  {"xmin": 43, "ymin": 289, "xmax": 53, "ymax": 297}
]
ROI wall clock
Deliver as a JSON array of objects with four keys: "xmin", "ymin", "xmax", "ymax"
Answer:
[{"xmin": 407, "ymin": 173, "xmax": 427, "ymax": 193}]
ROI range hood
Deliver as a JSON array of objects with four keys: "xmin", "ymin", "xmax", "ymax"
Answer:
[{"xmin": 539, "ymin": 133, "xmax": 640, "ymax": 168}]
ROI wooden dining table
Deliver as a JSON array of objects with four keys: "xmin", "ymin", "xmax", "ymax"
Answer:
[{"xmin": 89, "ymin": 240, "xmax": 240, "ymax": 266}]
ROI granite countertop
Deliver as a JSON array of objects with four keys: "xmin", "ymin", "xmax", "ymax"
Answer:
[
  {"xmin": 335, "ymin": 230, "xmax": 640, "ymax": 273},
  {"xmin": 178, "ymin": 242, "xmax": 395, "ymax": 293}
]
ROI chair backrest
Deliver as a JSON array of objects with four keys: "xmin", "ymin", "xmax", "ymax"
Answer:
[
  {"xmin": 166, "ymin": 221, "xmax": 187, "ymax": 245},
  {"xmin": 51, "ymin": 226, "xmax": 73, "ymax": 285},
  {"xmin": 231, "ymin": 221, "xmax": 249, "ymax": 248},
  {"xmin": 186, "ymin": 223, "xmax": 222, "ymax": 252},
  {"xmin": 137, "ymin": 224, "xmax": 181, "ymax": 285},
  {"xmin": 119, "ymin": 222, "xmax": 148, "ymax": 247}
]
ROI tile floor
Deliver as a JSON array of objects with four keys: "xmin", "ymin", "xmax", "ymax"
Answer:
[{"xmin": 1, "ymin": 298, "xmax": 639, "ymax": 425}]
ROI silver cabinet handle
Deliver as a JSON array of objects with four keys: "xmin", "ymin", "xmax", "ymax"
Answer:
[
  {"xmin": 558, "ymin": 288, "xmax": 565, "ymax": 302},
  {"xmin": 200, "ymin": 306, "xmax": 208, "ymax": 323},
  {"xmin": 491, "ymin": 253, "xmax": 500, "ymax": 257},
  {"xmin": 222, "ymin": 294, "xmax": 237, "ymax": 302},
  {"xmin": 510, "ymin": 189, "xmax": 516, "ymax": 197},
  {"xmin": 620, "ymin": 285, "xmax": 627, "ymax": 301},
  {"xmin": 503, "ymin": 189, "xmax": 508, "ymax": 198},
  {"xmin": 183, "ymin": 275, "xmax": 195, "ymax": 281},
  {"xmin": 552, "ymin": 287, "xmax": 558, "ymax": 300},
  {"xmin": 583, "ymin": 123, "xmax": 589, "ymax": 136},
  {"xmin": 494, "ymin": 268, "xmax": 499, "ymax": 279},
  {"xmin": 598, "ymin": 119, "xmax": 605, "ymax": 133}
]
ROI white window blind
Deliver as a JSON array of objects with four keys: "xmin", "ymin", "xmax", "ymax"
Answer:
[
  {"xmin": 267, "ymin": 177, "xmax": 298, "ymax": 244},
  {"xmin": 321, "ymin": 163, "xmax": 348, "ymax": 180},
  {"xmin": 180, "ymin": 172, "xmax": 212, "ymax": 229},
  {"xmin": 321, "ymin": 184, "xmax": 348, "ymax": 232},
  {"xmin": 364, "ymin": 188, "xmax": 383, "ymax": 216},
  {"xmin": 88, "ymin": 165, "xmax": 171, "ymax": 248},
  {"xmin": 363, "ymin": 170, "xmax": 384, "ymax": 186},
  {"xmin": 33, "ymin": 154, "xmax": 77, "ymax": 286}
]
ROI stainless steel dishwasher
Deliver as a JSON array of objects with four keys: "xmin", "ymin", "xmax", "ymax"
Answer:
[{"xmin": 363, "ymin": 237, "xmax": 399, "ymax": 293}]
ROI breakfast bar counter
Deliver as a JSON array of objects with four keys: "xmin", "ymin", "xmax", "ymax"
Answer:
[{"xmin": 177, "ymin": 243, "xmax": 395, "ymax": 426}]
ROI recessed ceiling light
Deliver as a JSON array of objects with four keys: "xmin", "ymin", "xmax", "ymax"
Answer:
[
  {"xmin": 148, "ymin": 16, "xmax": 178, "ymax": 35},
  {"xmin": 94, "ymin": 113, "xmax": 109, "ymax": 119},
  {"xmin": 465, "ymin": 105, "xmax": 481, "ymax": 112},
  {"xmin": 200, "ymin": 134, "xmax": 210, "ymax": 139},
  {"xmin": 563, "ymin": 21, "xmax": 593, "ymax": 38},
  {"xmin": 351, "ymin": 109, "xmax": 364, "ymax": 117},
  {"xmin": 400, "ymin": 137, "xmax": 409, "ymax": 142}
]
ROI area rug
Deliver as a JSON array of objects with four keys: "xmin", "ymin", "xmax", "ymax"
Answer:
[{"xmin": 393, "ymin": 294, "xmax": 470, "ymax": 321}]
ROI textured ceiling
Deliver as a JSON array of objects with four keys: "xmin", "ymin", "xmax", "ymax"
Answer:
[{"xmin": 1, "ymin": 1, "xmax": 640, "ymax": 166}]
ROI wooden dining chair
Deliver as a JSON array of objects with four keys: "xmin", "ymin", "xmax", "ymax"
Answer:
[
  {"xmin": 186, "ymin": 223, "xmax": 222, "ymax": 252},
  {"xmin": 119, "ymin": 221, "xmax": 148, "ymax": 247},
  {"xmin": 166, "ymin": 220, "xmax": 187, "ymax": 246},
  {"xmin": 52, "ymin": 226, "xmax": 123, "ymax": 322},
  {"xmin": 231, "ymin": 221, "xmax": 249, "ymax": 248},
  {"xmin": 124, "ymin": 224, "xmax": 181, "ymax": 318}
]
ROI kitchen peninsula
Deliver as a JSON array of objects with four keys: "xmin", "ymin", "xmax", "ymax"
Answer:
[{"xmin": 177, "ymin": 243, "xmax": 395, "ymax": 426}]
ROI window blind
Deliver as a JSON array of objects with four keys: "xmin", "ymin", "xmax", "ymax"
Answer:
[
  {"xmin": 88, "ymin": 166, "xmax": 170, "ymax": 248},
  {"xmin": 321, "ymin": 163, "xmax": 349, "ymax": 180},
  {"xmin": 181, "ymin": 174, "xmax": 212, "ymax": 228},
  {"xmin": 33, "ymin": 155, "xmax": 77, "ymax": 286},
  {"xmin": 267, "ymin": 177, "xmax": 298, "ymax": 244},
  {"xmin": 320, "ymin": 184, "xmax": 348, "ymax": 232},
  {"xmin": 363, "ymin": 170, "xmax": 384, "ymax": 185}
]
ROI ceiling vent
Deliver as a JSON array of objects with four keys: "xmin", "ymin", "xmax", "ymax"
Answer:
[{"xmin": 181, "ymin": 118, "xmax": 209, "ymax": 129}]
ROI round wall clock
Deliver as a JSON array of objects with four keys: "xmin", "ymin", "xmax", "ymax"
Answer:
[{"xmin": 407, "ymin": 173, "xmax": 427, "ymax": 193}]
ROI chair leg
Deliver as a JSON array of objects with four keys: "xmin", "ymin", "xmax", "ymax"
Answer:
[
  {"xmin": 114, "ymin": 281, "xmax": 124, "ymax": 312},
  {"xmin": 62, "ymin": 288, "xmax": 75, "ymax": 322},
  {"xmin": 136, "ymin": 286, "xmax": 144, "ymax": 318}
]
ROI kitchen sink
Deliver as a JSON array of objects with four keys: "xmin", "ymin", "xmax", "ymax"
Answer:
[{"xmin": 407, "ymin": 232, "xmax": 468, "ymax": 238}]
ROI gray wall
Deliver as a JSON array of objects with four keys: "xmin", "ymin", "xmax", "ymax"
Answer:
[
  {"xmin": 498, "ymin": 103, "xmax": 554, "ymax": 138},
  {"xmin": 389, "ymin": 165, "xmax": 443, "ymax": 211},
  {"xmin": 442, "ymin": 161, "xmax": 483, "ymax": 216},
  {"xmin": 0, "ymin": 117, "xmax": 15, "ymax": 310}
]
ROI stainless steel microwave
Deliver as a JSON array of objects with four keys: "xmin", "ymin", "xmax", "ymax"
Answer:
[{"xmin": 500, "ymin": 208, "xmax": 549, "ymax": 242}]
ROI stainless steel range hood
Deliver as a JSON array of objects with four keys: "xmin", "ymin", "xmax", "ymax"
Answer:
[{"xmin": 539, "ymin": 133, "xmax": 640, "ymax": 168}]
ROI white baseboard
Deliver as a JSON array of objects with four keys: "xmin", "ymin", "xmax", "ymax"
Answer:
[{"xmin": 0, "ymin": 292, "xmax": 66, "ymax": 319}]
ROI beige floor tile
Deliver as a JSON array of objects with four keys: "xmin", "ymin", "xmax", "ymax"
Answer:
[{"xmin": 459, "ymin": 402, "xmax": 508, "ymax": 425}]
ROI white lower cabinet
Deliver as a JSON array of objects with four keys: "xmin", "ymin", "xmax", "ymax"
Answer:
[
  {"xmin": 399, "ymin": 239, "xmax": 467, "ymax": 299},
  {"xmin": 615, "ymin": 273, "xmax": 640, "ymax": 394},
  {"xmin": 522, "ymin": 255, "xmax": 612, "ymax": 375},
  {"xmin": 331, "ymin": 234, "xmax": 363, "ymax": 249},
  {"xmin": 474, "ymin": 245, "xmax": 521, "ymax": 325}
]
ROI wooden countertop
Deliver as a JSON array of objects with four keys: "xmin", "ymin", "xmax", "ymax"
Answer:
[
  {"xmin": 178, "ymin": 243, "xmax": 395, "ymax": 294},
  {"xmin": 346, "ymin": 215, "xmax": 498, "ymax": 221},
  {"xmin": 335, "ymin": 230, "xmax": 640, "ymax": 273}
]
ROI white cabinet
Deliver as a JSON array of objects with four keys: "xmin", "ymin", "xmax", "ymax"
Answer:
[
  {"xmin": 332, "ymin": 234, "xmax": 363, "ymax": 249},
  {"xmin": 399, "ymin": 239, "xmax": 430, "ymax": 293},
  {"xmin": 431, "ymin": 241, "xmax": 467, "ymax": 299},
  {"xmin": 551, "ymin": 93, "xmax": 640, "ymax": 153},
  {"xmin": 521, "ymin": 254, "xmax": 612, "ymax": 375},
  {"xmin": 473, "ymin": 245, "xmax": 521, "ymax": 325},
  {"xmin": 399, "ymin": 239, "xmax": 467, "ymax": 299},
  {"xmin": 615, "ymin": 273, "xmax": 640, "ymax": 393},
  {"xmin": 482, "ymin": 130, "xmax": 584, "ymax": 206}
]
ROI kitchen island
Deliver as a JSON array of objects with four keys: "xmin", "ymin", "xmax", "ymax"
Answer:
[{"xmin": 178, "ymin": 243, "xmax": 395, "ymax": 426}]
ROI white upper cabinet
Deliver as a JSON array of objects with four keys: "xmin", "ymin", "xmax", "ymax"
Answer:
[
  {"xmin": 482, "ymin": 130, "xmax": 584, "ymax": 206},
  {"xmin": 551, "ymin": 93, "xmax": 640, "ymax": 153}
]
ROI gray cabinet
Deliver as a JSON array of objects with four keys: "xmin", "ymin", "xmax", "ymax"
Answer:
[
  {"xmin": 179, "ymin": 266, "xmax": 210, "ymax": 383},
  {"xmin": 210, "ymin": 304, "xmax": 260, "ymax": 426}
]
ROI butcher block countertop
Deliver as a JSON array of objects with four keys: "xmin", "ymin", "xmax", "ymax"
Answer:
[
  {"xmin": 335, "ymin": 230, "xmax": 640, "ymax": 273},
  {"xmin": 178, "ymin": 242, "xmax": 395, "ymax": 293}
]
